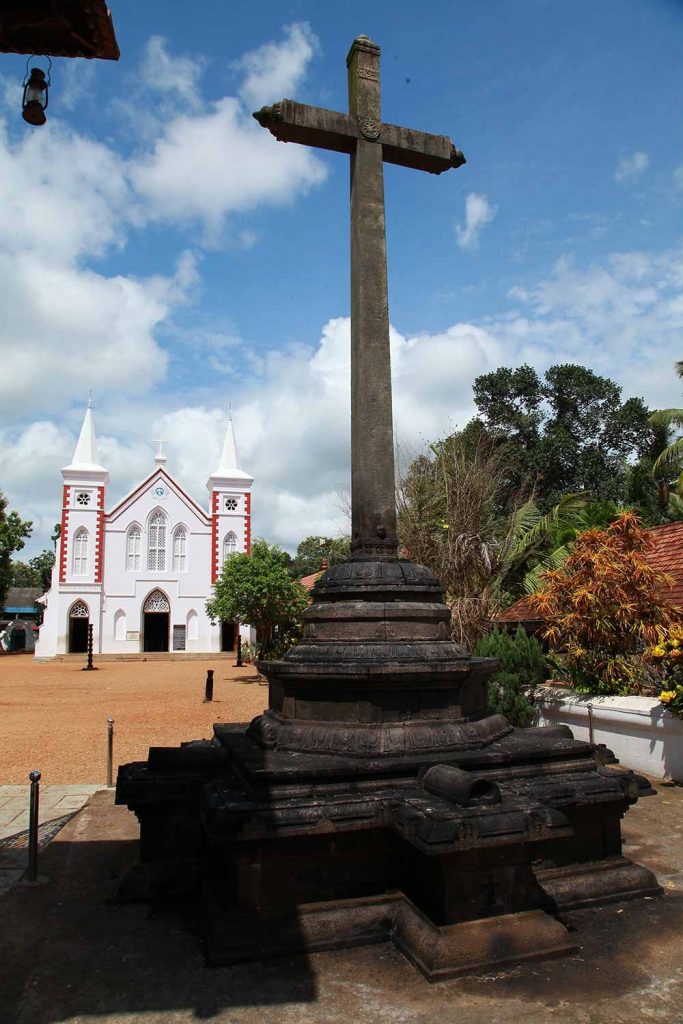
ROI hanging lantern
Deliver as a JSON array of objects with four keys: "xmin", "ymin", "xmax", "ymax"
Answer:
[{"xmin": 22, "ymin": 58, "xmax": 51, "ymax": 126}]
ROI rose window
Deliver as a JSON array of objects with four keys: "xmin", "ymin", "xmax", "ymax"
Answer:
[
  {"xmin": 76, "ymin": 492, "xmax": 91, "ymax": 506},
  {"xmin": 224, "ymin": 497, "xmax": 238, "ymax": 511}
]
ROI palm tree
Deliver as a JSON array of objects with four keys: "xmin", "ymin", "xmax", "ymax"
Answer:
[{"xmin": 649, "ymin": 360, "xmax": 683, "ymax": 498}]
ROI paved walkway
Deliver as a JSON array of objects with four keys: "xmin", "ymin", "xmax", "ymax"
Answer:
[{"xmin": 0, "ymin": 784, "xmax": 105, "ymax": 895}]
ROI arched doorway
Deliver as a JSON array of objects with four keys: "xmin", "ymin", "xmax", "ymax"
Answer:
[
  {"xmin": 143, "ymin": 590, "xmax": 170, "ymax": 652},
  {"xmin": 68, "ymin": 600, "xmax": 89, "ymax": 653},
  {"xmin": 221, "ymin": 620, "xmax": 236, "ymax": 652}
]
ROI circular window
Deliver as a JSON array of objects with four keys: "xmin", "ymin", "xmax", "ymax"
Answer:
[
  {"xmin": 224, "ymin": 497, "xmax": 238, "ymax": 511},
  {"xmin": 76, "ymin": 491, "xmax": 91, "ymax": 506}
]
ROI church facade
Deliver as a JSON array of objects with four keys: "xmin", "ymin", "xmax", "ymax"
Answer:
[{"xmin": 35, "ymin": 404, "xmax": 253, "ymax": 658}]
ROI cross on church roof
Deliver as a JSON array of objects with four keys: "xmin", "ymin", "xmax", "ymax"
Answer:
[
  {"xmin": 254, "ymin": 35, "xmax": 465, "ymax": 558},
  {"xmin": 154, "ymin": 437, "xmax": 167, "ymax": 466}
]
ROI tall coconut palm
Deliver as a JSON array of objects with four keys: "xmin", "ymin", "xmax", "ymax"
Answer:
[{"xmin": 649, "ymin": 360, "xmax": 683, "ymax": 493}]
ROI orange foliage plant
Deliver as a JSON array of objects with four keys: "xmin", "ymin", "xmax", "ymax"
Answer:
[{"xmin": 529, "ymin": 511, "xmax": 676, "ymax": 693}]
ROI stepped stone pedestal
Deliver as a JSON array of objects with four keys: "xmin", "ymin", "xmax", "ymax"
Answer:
[{"xmin": 116, "ymin": 557, "xmax": 659, "ymax": 978}]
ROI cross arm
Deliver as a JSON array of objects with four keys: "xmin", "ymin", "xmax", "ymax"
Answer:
[
  {"xmin": 380, "ymin": 122, "xmax": 466, "ymax": 175},
  {"xmin": 253, "ymin": 100, "xmax": 357, "ymax": 156},
  {"xmin": 253, "ymin": 100, "xmax": 466, "ymax": 175}
]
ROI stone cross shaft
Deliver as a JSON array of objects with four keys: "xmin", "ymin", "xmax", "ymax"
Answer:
[{"xmin": 254, "ymin": 35, "xmax": 465, "ymax": 558}]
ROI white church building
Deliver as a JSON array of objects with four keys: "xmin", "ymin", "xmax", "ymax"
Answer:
[{"xmin": 35, "ymin": 403, "xmax": 253, "ymax": 658}]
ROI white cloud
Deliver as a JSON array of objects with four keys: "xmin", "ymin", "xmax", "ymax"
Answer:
[
  {"xmin": 673, "ymin": 165, "xmax": 683, "ymax": 190},
  {"xmin": 615, "ymin": 150, "xmax": 649, "ymax": 183},
  {"xmin": 0, "ymin": 119, "xmax": 128, "ymax": 263},
  {"xmin": 236, "ymin": 22, "xmax": 319, "ymax": 111},
  {"xmin": 455, "ymin": 193, "xmax": 496, "ymax": 250},
  {"xmin": 130, "ymin": 97, "xmax": 327, "ymax": 239},
  {"xmin": 142, "ymin": 36, "xmax": 205, "ymax": 111}
]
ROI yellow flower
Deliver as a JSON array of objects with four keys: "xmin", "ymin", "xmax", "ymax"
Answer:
[
  {"xmin": 660, "ymin": 690, "xmax": 677, "ymax": 703},
  {"xmin": 670, "ymin": 639, "xmax": 680, "ymax": 648},
  {"xmin": 651, "ymin": 645, "xmax": 667, "ymax": 658}
]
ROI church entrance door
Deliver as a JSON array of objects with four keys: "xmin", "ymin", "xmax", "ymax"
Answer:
[
  {"xmin": 142, "ymin": 590, "xmax": 170, "ymax": 653},
  {"xmin": 68, "ymin": 601, "xmax": 89, "ymax": 653},
  {"xmin": 221, "ymin": 620, "xmax": 235, "ymax": 652}
]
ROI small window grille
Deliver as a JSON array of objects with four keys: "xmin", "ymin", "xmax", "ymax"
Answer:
[
  {"xmin": 224, "ymin": 497, "xmax": 239, "ymax": 511},
  {"xmin": 148, "ymin": 511, "xmax": 166, "ymax": 571},
  {"xmin": 70, "ymin": 600, "xmax": 89, "ymax": 618},
  {"xmin": 173, "ymin": 528, "xmax": 187, "ymax": 572},
  {"xmin": 144, "ymin": 590, "xmax": 170, "ymax": 613},
  {"xmin": 223, "ymin": 531, "xmax": 238, "ymax": 560},
  {"xmin": 76, "ymin": 491, "xmax": 91, "ymax": 506},
  {"xmin": 72, "ymin": 527, "xmax": 88, "ymax": 575},
  {"xmin": 127, "ymin": 527, "xmax": 141, "ymax": 571}
]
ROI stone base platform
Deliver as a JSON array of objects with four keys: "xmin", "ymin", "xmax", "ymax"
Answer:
[{"xmin": 204, "ymin": 892, "xmax": 577, "ymax": 980}]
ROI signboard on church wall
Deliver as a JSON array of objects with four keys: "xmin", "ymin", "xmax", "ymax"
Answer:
[{"xmin": 173, "ymin": 625, "xmax": 186, "ymax": 651}]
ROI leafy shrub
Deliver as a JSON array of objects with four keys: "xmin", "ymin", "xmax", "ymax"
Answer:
[
  {"xmin": 475, "ymin": 625, "xmax": 547, "ymax": 727},
  {"xmin": 530, "ymin": 511, "xmax": 676, "ymax": 695}
]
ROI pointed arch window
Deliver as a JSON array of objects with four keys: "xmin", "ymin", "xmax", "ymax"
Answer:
[
  {"xmin": 223, "ymin": 531, "xmax": 238, "ymax": 561},
  {"xmin": 173, "ymin": 526, "xmax": 187, "ymax": 572},
  {"xmin": 72, "ymin": 527, "xmax": 88, "ymax": 576},
  {"xmin": 147, "ymin": 511, "xmax": 167, "ymax": 571},
  {"xmin": 126, "ymin": 525, "xmax": 141, "ymax": 572}
]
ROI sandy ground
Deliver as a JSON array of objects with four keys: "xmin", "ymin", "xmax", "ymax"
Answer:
[{"xmin": 0, "ymin": 656, "xmax": 267, "ymax": 785}]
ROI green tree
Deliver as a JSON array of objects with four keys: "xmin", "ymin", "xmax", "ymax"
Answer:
[
  {"xmin": 397, "ymin": 429, "xmax": 586, "ymax": 647},
  {"xmin": 473, "ymin": 363, "xmax": 654, "ymax": 510},
  {"xmin": 648, "ymin": 360, "xmax": 683, "ymax": 504},
  {"xmin": 11, "ymin": 561, "xmax": 39, "ymax": 587},
  {"xmin": 290, "ymin": 535, "xmax": 350, "ymax": 578},
  {"xmin": 29, "ymin": 550, "xmax": 55, "ymax": 591},
  {"xmin": 475, "ymin": 626, "xmax": 547, "ymax": 727},
  {"xmin": 0, "ymin": 492, "xmax": 32, "ymax": 608},
  {"xmin": 206, "ymin": 539, "xmax": 309, "ymax": 657},
  {"xmin": 11, "ymin": 550, "xmax": 56, "ymax": 590}
]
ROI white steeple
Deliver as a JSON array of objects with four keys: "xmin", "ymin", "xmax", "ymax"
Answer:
[
  {"xmin": 207, "ymin": 412, "xmax": 254, "ymax": 488},
  {"xmin": 62, "ymin": 398, "xmax": 109, "ymax": 480}
]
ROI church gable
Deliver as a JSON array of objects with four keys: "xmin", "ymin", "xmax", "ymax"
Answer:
[{"xmin": 107, "ymin": 468, "xmax": 210, "ymax": 529}]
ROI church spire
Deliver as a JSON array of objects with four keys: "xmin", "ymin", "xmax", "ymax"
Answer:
[
  {"xmin": 207, "ymin": 410, "xmax": 253, "ymax": 488},
  {"xmin": 62, "ymin": 398, "xmax": 108, "ymax": 475},
  {"xmin": 217, "ymin": 413, "xmax": 240, "ymax": 473}
]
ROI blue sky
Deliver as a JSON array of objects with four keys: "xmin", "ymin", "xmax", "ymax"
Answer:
[{"xmin": 2, "ymin": 0, "xmax": 683, "ymax": 556}]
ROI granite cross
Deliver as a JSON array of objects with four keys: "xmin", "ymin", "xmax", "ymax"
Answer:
[{"xmin": 254, "ymin": 35, "xmax": 465, "ymax": 558}]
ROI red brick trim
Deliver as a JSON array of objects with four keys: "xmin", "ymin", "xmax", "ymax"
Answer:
[
  {"xmin": 245, "ymin": 492, "xmax": 252, "ymax": 556},
  {"xmin": 210, "ymin": 491, "xmax": 219, "ymax": 584},
  {"xmin": 94, "ymin": 486, "xmax": 105, "ymax": 583},
  {"xmin": 58, "ymin": 485, "xmax": 70, "ymax": 583}
]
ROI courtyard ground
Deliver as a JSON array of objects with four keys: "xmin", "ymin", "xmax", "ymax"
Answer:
[
  {"xmin": 0, "ymin": 655, "xmax": 267, "ymax": 785},
  {"xmin": 0, "ymin": 782, "xmax": 681, "ymax": 1024}
]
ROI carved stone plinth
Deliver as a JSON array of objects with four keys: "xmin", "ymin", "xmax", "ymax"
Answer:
[{"xmin": 116, "ymin": 556, "xmax": 660, "ymax": 977}]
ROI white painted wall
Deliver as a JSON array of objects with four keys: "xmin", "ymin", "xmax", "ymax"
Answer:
[{"xmin": 536, "ymin": 686, "xmax": 683, "ymax": 782}]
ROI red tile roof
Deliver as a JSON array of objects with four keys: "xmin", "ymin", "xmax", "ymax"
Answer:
[
  {"xmin": 300, "ymin": 570, "xmax": 324, "ymax": 592},
  {"xmin": 495, "ymin": 520, "xmax": 683, "ymax": 626}
]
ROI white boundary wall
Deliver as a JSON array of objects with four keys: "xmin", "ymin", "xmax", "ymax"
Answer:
[{"xmin": 535, "ymin": 686, "xmax": 683, "ymax": 782}]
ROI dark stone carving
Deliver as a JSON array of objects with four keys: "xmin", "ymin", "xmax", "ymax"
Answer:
[{"xmin": 359, "ymin": 117, "xmax": 380, "ymax": 139}]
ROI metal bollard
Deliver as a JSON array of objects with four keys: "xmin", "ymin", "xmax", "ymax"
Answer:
[
  {"xmin": 235, "ymin": 633, "xmax": 243, "ymax": 668},
  {"xmin": 587, "ymin": 704, "xmax": 595, "ymax": 745},
  {"xmin": 27, "ymin": 769, "xmax": 41, "ymax": 882},
  {"xmin": 106, "ymin": 717, "xmax": 114, "ymax": 787},
  {"xmin": 204, "ymin": 669, "xmax": 214, "ymax": 703}
]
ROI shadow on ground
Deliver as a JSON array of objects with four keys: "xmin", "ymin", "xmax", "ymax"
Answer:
[{"xmin": 1, "ymin": 788, "xmax": 683, "ymax": 1024}]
